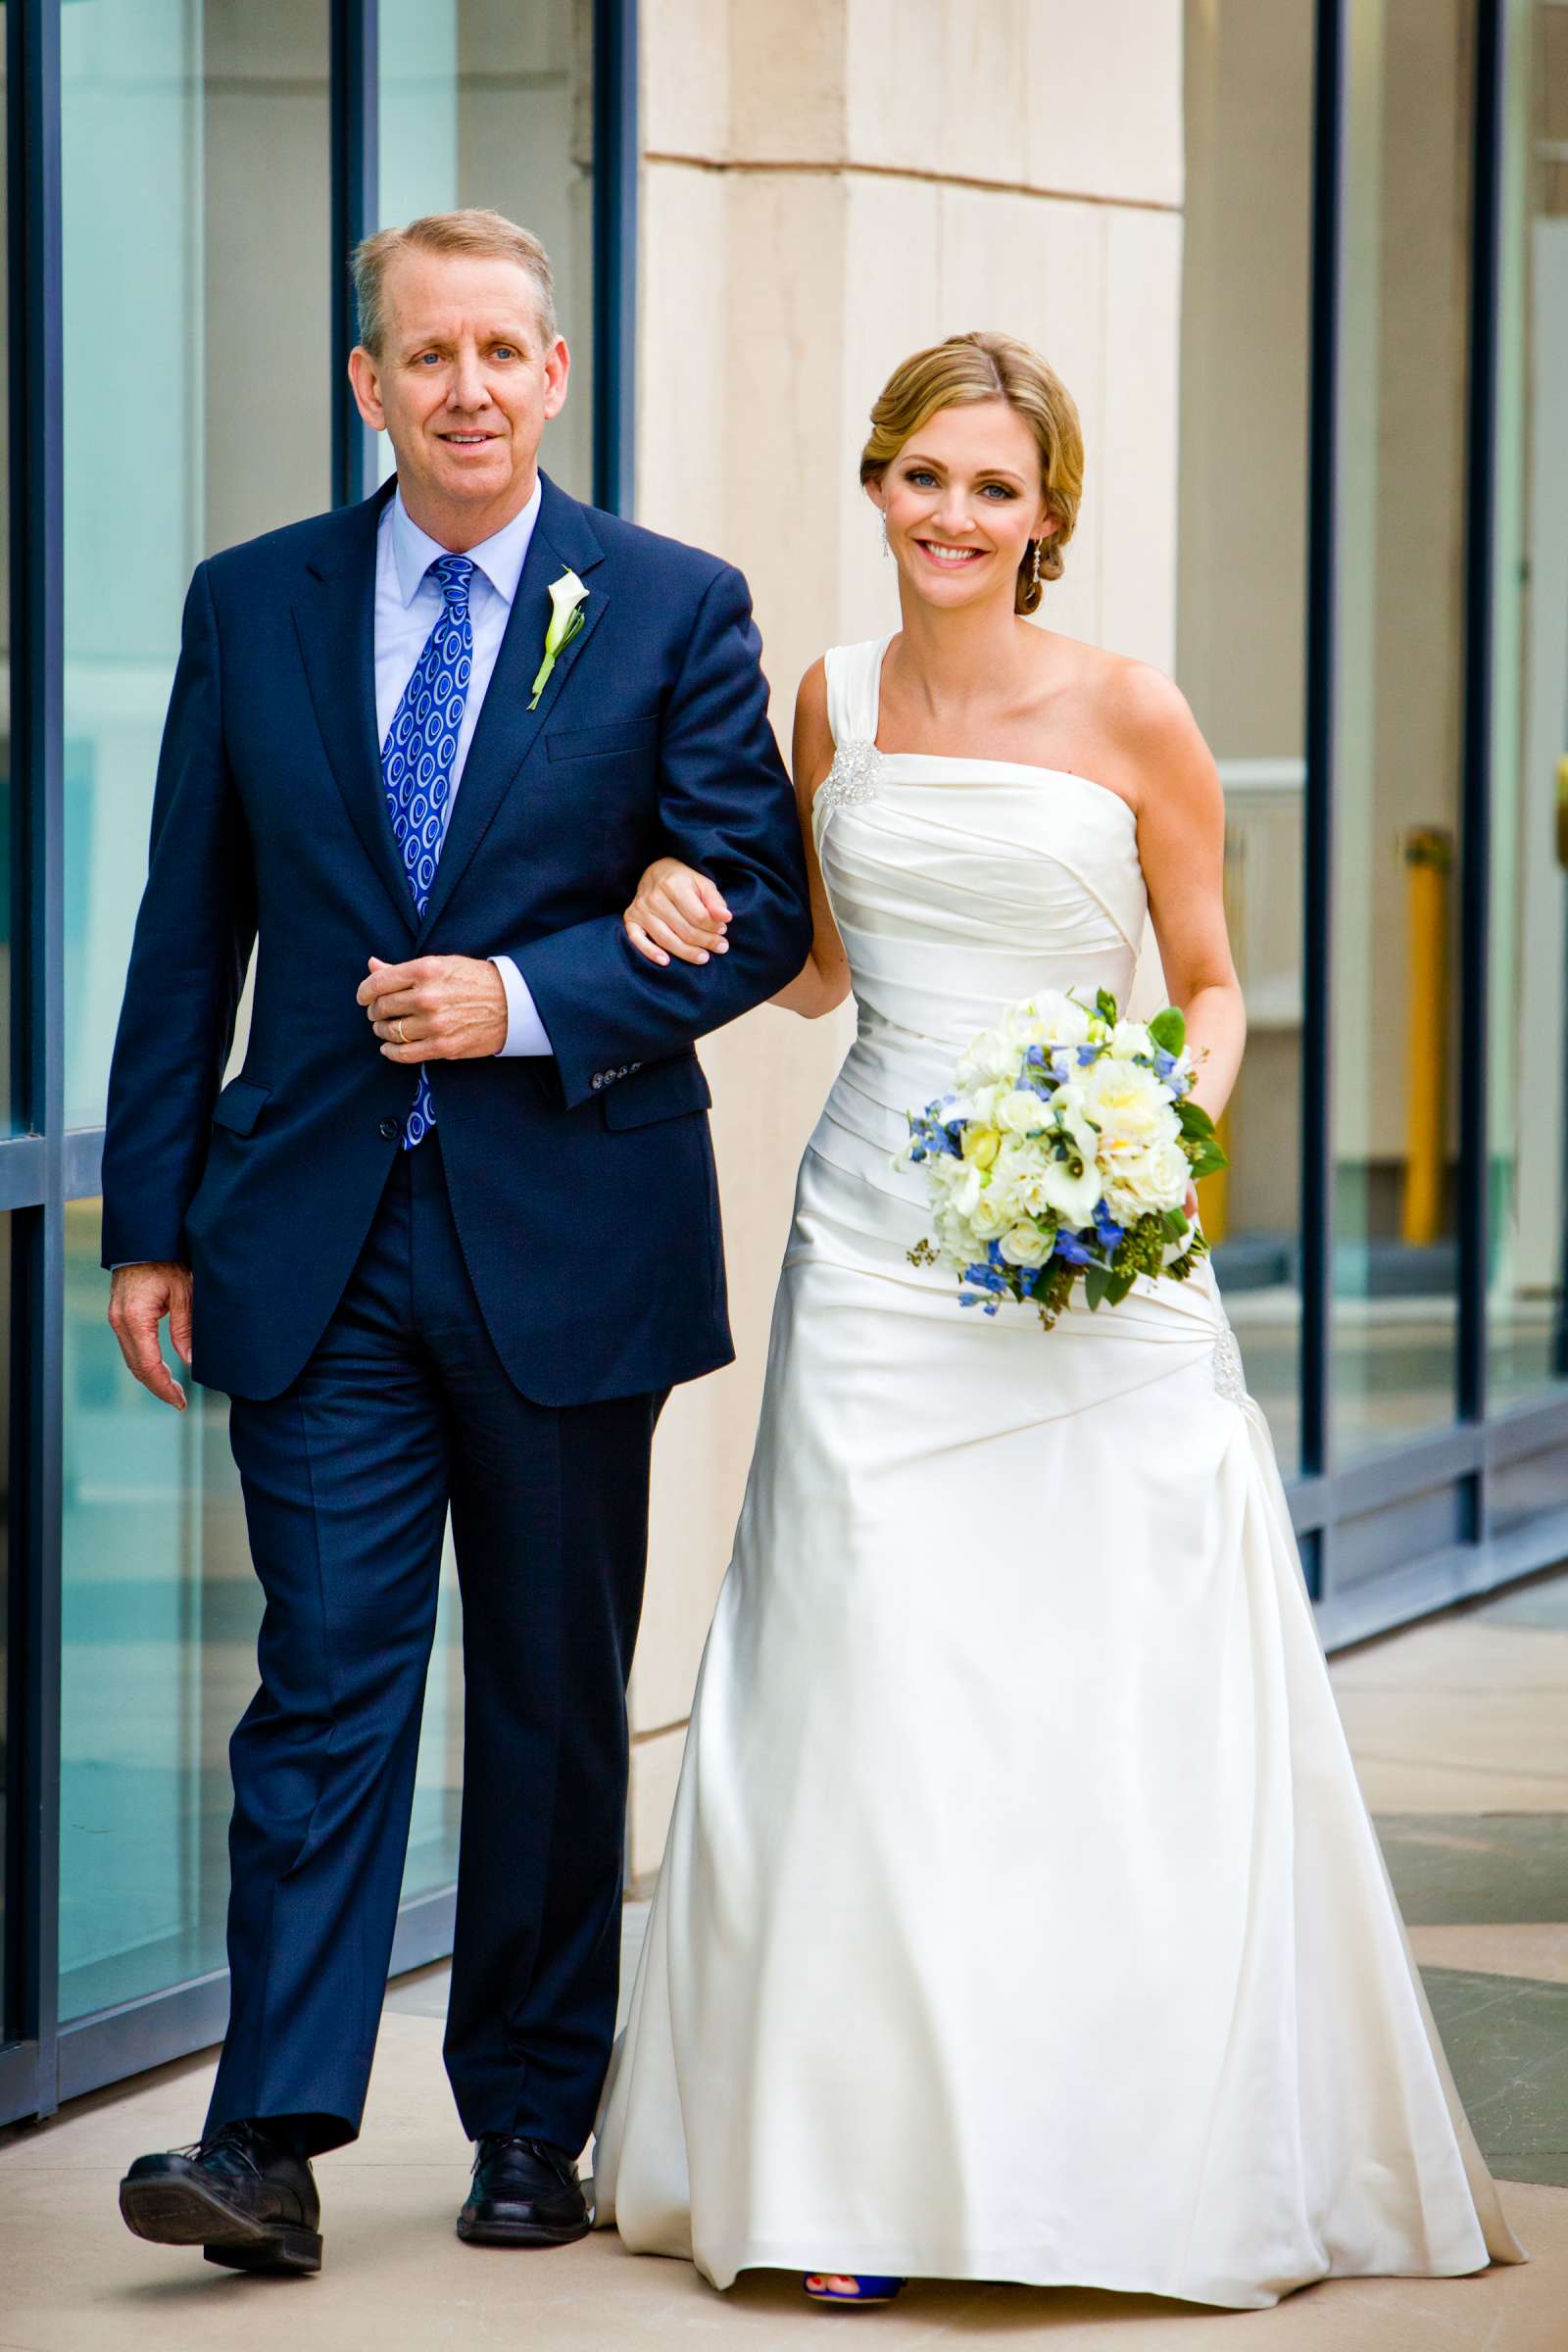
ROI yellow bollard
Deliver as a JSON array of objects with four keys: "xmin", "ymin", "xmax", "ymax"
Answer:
[{"xmin": 1400, "ymin": 825, "xmax": 1452, "ymax": 1247}]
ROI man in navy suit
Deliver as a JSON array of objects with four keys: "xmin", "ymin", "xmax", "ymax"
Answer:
[{"xmin": 106, "ymin": 210, "xmax": 810, "ymax": 2275}]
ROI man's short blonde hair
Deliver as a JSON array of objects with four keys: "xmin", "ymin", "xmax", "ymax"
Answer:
[{"xmin": 351, "ymin": 209, "xmax": 558, "ymax": 359}]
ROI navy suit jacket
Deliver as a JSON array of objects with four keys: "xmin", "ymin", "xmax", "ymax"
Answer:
[{"xmin": 100, "ymin": 472, "xmax": 813, "ymax": 1405}]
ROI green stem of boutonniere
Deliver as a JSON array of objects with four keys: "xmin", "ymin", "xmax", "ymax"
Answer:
[{"xmin": 528, "ymin": 605, "xmax": 587, "ymax": 710}]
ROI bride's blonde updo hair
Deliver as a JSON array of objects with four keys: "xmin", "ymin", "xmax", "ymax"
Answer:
[{"xmin": 858, "ymin": 331, "xmax": 1084, "ymax": 615}]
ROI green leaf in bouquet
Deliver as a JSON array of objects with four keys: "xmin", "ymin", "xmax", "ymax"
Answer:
[
  {"xmin": 1176, "ymin": 1097, "xmax": 1216, "ymax": 1140},
  {"xmin": 1084, "ymin": 1263, "xmax": 1111, "ymax": 1311},
  {"xmin": 1095, "ymin": 988, "xmax": 1119, "ymax": 1026},
  {"xmin": 1187, "ymin": 1138, "xmax": 1230, "ymax": 1181},
  {"xmin": 1148, "ymin": 1005, "xmax": 1186, "ymax": 1054},
  {"xmin": 1105, "ymin": 1268, "xmax": 1137, "ymax": 1305},
  {"xmin": 1160, "ymin": 1205, "xmax": 1190, "ymax": 1242}
]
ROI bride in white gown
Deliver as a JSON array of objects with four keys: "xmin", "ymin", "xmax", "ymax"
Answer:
[{"xmin": 592, "ymin": 331, "xmax": 1525, "ymax": 2311}]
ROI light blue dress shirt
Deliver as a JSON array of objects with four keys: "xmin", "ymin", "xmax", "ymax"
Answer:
[{"xmin": 375, "ymin": 481, "xmax": 552, "ymax": 1056}]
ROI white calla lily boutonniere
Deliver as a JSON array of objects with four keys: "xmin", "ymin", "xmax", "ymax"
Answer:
[{"xmin": 529, "ymin": 568, "xmax": 590, "ymax": 710}]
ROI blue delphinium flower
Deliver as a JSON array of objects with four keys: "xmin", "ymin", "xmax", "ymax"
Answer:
[
  {"xmin": 1053, "ymin": 1229, "xmax": 1095, "ymax": 1266},
  {"xmin": 1092, "ymin": 1200, "xmax": 1125, "ymax": 1249}
]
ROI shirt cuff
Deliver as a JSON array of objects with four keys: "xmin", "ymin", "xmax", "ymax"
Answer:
[{"xmin": 491, "ymin": 956, "xmax": 554, "ymax": 1057}]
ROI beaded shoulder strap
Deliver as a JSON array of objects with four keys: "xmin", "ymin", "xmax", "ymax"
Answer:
[{"xmin": 816, "ymin": 641, "xmax": 887, "ymax": 818}]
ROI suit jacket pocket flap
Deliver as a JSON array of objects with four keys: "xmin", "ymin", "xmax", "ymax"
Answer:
[
  {"xmin": 601, "ymin": 1054, "xmax": 711, "ymax": 1129},
  {"xmin": 546, "ymin": 716, "xmax": 660, "ymax": 763},
  {"xmin": 212, "ymin": 1076, "xmax": 271, "ymax": 1137}
]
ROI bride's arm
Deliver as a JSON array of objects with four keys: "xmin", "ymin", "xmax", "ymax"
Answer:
[
  {"xmin": 622, "ymin": 662, "xmax": 852, "ymax": 1022},
  {"xmin": 1112, "ymin": 662, "xmax": 1247, "ymax": 1127},
  {"xmin": 769, "ymin": 661, "xmax": 852, "ymax": 1019}
]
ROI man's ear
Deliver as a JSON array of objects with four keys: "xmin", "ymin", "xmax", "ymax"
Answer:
[
  {"xmin": 542, "ymin": 337, "xmax": 571, "ymax": 421},
  {"xmin": 348, "ymin": 345, "xmax": 386, "ymax": 432}
]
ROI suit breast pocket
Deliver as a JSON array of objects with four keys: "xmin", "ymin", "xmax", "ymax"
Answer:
[{"xmin": 546, "ymin": 716, "xmax": 660, "ymax": 764}]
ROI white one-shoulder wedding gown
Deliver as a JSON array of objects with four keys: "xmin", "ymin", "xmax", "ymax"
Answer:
[{"xmin": 591, "ymin": 636, "xmax": 1525, "ymax": 2308}]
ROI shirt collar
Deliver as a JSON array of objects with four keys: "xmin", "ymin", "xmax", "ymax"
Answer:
[{"xmin": 389, "ymin": 475, "xmax": 544, "ymax": 611}]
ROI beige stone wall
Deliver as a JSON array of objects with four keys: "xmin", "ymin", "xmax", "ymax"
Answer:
[{"xmin": 626, "ymin": 0, "xmax": 1186, "ymax": 1880}]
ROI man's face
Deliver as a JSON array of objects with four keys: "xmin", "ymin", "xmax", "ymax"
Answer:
[{"xmin": 350, "ymin": 249, "xmax": 569, "ymax": 529}]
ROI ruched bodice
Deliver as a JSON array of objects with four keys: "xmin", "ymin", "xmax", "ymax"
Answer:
[{"xmin": 809, "ymin": 635, "xmax": 1147, "ymax": 1196}]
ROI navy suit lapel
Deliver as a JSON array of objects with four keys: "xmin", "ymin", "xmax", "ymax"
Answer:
[
  {"xmin": 415, "ymin": 473, "xmax": 608, "ymax": 942},
  {"xmin": 291, "ymin": 478, "xmax": 416, "ymax": 933}
]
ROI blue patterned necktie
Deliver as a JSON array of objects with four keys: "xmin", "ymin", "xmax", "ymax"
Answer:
[{"xmin": 381, "ymin": 553, "xmax": 474, "ymax": 1149}]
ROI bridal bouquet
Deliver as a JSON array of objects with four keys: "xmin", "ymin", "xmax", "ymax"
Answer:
[{"xmin": 897, "ymin": 988, "xmax": 1228, "ymax": 1329}]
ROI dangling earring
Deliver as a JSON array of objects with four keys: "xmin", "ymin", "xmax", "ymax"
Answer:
[
  {"xmin": 1030, "ymin": 538, "xmax": 1044, "ymax": 589},
  {"xmin": 879, "ymin": 514, "xmax": 891, "ymax": 560}
]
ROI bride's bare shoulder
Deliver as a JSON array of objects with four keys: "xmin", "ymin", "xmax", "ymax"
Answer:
[
  {"xmin": 792, "ymin": 656, "xmax": 835, "ymax": 802},
  {"xmin": 1098, "ymin": 653, "xmax": 1219, "ymax": 820}
]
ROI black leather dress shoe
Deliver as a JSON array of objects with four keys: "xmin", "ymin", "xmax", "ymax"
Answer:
[
  {"xmin": 456, "ymin": 2133, "xmax": 590, "ymax": 2247},
  {"xmin": 119, "ymin": 2121, "xmax": 322, "ymax": 2275}
]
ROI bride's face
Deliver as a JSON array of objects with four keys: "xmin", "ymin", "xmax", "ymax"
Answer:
[{"xmin": 871, "ymin": 401, "xmax": 1054, "ymax": 612}]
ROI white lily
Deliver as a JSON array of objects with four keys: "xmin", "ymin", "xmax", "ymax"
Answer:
[{"xmin": 529, "ymin": 568, "xmax": 590, "ymax": 710}]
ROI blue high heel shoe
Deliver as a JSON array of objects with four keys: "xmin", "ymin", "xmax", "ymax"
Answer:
[{"xmin": 803, "ymin": 2273, "xmax": 906, "ymax": 2306}]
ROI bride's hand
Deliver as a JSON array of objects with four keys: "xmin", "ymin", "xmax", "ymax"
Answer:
[{"xmin": 625, "ymin": 858, "xmax": 732, "ymax": 966}]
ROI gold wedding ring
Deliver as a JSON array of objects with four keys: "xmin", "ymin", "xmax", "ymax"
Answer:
[{"xmin": 395, "ymin": 1018, "xmax": 408, "ymax": 1046}]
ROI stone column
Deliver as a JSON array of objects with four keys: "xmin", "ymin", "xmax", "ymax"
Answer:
[{"xmin": 627, "ymin": 0, "xmax": 1185, "ymax": 1879}]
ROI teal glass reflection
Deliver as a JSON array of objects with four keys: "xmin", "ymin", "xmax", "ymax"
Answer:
[
  {"xmin": 59, "ymin": 1200, "xmax": 256, "ymax": 2020},
  {"xmin": 403, "ymin": 1538, "xmax": 464, "ymax": 1907},
  {"xmin": 62, "ymin": 0, "xmax": 329, "ymax": 1130},
  {"xmin": 375, "ymin": 0, "xmax": 595, "ymax": 501},
  {"xmin": 60, "ymin": 1194, "xmax": 464, "ymax": 2018}
]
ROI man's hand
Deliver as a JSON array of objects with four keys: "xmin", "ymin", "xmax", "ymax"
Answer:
[
  {"xmin": 109, "ymin": 1262, "xmax": 193, "ymax": 1411},
  {"xmin": 357, "ymin": 956, "xmax": 509, "ymax": 1062}
]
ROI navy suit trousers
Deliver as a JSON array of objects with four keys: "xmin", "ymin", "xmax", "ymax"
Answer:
[{"xmin": 205, "ymin": 1135, "xmax": 662, "ymax": 2157}]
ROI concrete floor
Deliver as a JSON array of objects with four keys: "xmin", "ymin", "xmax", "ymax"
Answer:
[{"xmin": 4, "ymin": 1567, "xmax": 1568, "ymax": 2349}]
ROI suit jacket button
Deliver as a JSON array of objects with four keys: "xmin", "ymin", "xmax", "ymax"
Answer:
[
  {"xmin": 591, "ymin": 1074, "xmax": 604, "ymax": 1091},
  {"xmin": 379, "ymin": 1118, "xmax": 400, "ymax": 1140}
]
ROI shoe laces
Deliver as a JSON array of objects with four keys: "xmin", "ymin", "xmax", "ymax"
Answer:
[
  {"xmin": 473, "ymin": 2132, "xmax": 573, "ymax": 2184},
  {"xmin": 172, "ymin": 2121, "xmax": 269, "ymax": 2175}
]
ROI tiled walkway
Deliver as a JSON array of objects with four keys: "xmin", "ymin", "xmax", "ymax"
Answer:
[{"xmin": 4, "ymin": 1568, "xmax": 1568, "ymax": 2349}]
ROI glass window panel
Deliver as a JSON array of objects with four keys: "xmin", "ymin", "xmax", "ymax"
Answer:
[
  {"xmin": 376, "ymin": 0, "xmax": 596, "ymax": 501},
  {"xmin": 1487, "ymin": 0, "xmax": 1568, "ymax": 1411},
  {"xmin": 62, "ymin": 1, "xmax": 330, "ymax": 1132},
  {"xmin": 58, "ymin": 2, "xmax": 330, "ymax": 2017},
  {"xmin": 1331, "ymin": 0, "xmax": 1477, "ymax": 1462},
  {"xmin": 59, "ymin": 1200, "xmax": 256, "ymax": 2020},
  {"xmin": 1177, "ymin": 1, "xmax": 1315, "ymax": 1476},
  {"xmin": 402, "ymin": 1538, "xmax": 463, "ymax": 1907}
]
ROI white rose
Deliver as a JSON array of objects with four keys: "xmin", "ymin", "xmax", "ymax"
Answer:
[
  {"xmin": 1080, "ymin": 1058, "xmax": 1181, "ymax": 1192},
  {"xmin": 969, "ymin": 1188, "xmax": 1013, "ymax": 1242},
  {"xmin": 1018, "ymin": 990, "xmax": 1092, "ymax": 1049},
  {"xmin": 999, "ymin": 1221, "xmax": 1054, "ymax": 1268},
  {"xmin": 1104, "ymin": 1136, "xmax": 1191, "ymax": 1221},
  {"xmin": 995, "ymin": 1087, "xmax": 1054, "ymax": 1138}
]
